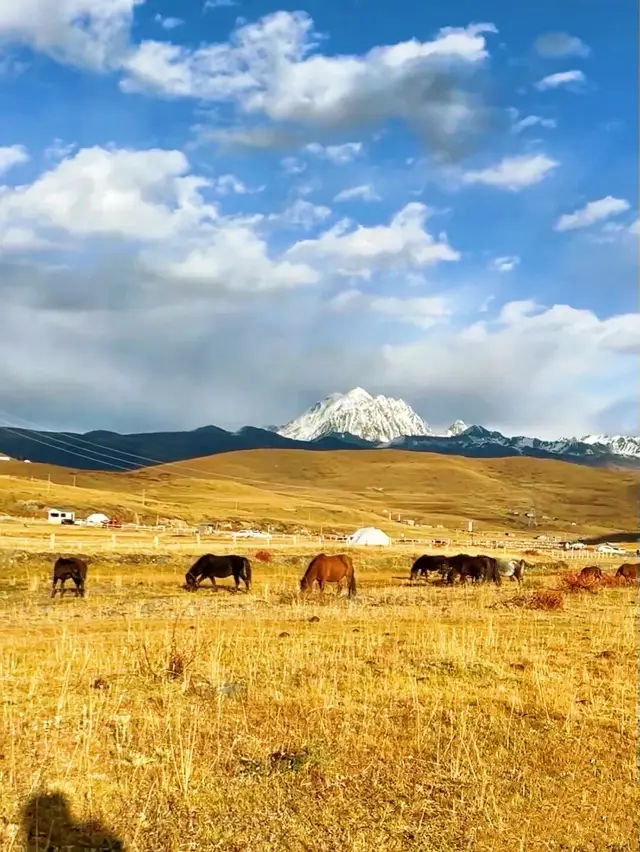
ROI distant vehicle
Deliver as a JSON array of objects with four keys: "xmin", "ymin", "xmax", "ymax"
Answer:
[{"xmin": 595, "ymin": 544, "xmax": 626, "ymax": 555}]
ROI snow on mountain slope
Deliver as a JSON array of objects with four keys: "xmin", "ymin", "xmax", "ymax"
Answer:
[
  {"xmin": 446, "ymin": 420, "xmax": 468, "ymax": 437},
  {"xmin": 579, "ymin": 434, "xmax": 640, "ymax": 457},
  {"xmin": 278, "ymin": 388, "xmax": 433, "ymax": 443}
]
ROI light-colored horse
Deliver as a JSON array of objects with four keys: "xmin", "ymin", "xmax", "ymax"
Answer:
[{"xmin": 495, "ymin": 558, "xmax": 526, "ymax": 584}]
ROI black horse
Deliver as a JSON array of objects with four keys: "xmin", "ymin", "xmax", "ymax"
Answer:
[
  {"xmin": 51, "ymin": 556, "xmax": 88, "ymax": 598},
  {"xmin": 446, "ymin": 554, "xmax": 502, "ymax": 585},
  {"xmin": 409, "ymin": 554, "xmax": 449, "ymax": 581},
  {"xmin": 185, "ymin": 554, "xmax": 252, "ymax": 592}
]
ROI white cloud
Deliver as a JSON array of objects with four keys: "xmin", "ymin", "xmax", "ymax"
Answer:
[
  {"xmin": 268, "ymin": 199, "xmax": 332, "ymax": 230},
  {"xmin": 511, "ymin": 115, "xmax": 556, "ymax": 134},
  {"xmin": 330, "ymin": 289, "xmax": 450, "ymax": 328},
  {"xmin": 147, "ymin": 226, "xmax": 319, "ymax": 292},
  {"xmin": 154, "ymin": 14, "xmax": 183, "ymax": 31},
  {"xmin": 212, "ymin": 174, "xmax": 248, "ymax": 194},
  {"xmin": 286, "ymin": 202, "xmax": 460, "ymax": 278},
  {"xmin": 535, "ymin": 70, "xmax": 586, "ymax": 91},
  {"xmin": 304, "ymin": 143, "xmax": 363, "ymax": 165},
  {"xmin": 204, "ymin": 0, "xmax": 237, "ymax": 8},
  {"xmin": 555, "ymin": 196, "xmax": 631, "ymax": 232},
  {"xmin": 44, "ymin": 139, "xmax": 77, "ymax": 161},
  {"xmin": 120, "ymin": 14, "xmax": 497, "ymax": 158},
  {"xmin": 0, "ymin": 146, "xmax": 217, "ymax": 241},
  {"xmin": 0, "ymin": 0, "xmax": 140, "ymax": 69},
  {"xmin": 533, "ymin": 32, "xmax": 589, "ymax": 58},
  {"xmin": 629, "ymin": 219, "xmax": 640, "ymax": 236},
  {"xmin": 377, "ymin": 302, "xmax": 640, "ymax": 437},
  {"xmin": 334, "ymin": 184, "xmax": 380, "ymax": 203},
  {"xmin": 490, "ymin": 255, "xmax": 520, "ymax": 272},
  {"xmin": 461, "ymin": 153, "xmax": 559, "ymax": 191},
  {"xmin": 0, "ymin": 144, "xmax": 28, "ymax": 175}
]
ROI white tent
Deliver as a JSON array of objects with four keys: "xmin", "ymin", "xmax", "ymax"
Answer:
[
  {"xmin": 86, "ymin": 512, "xmax": 110, "ymax": 526},
  {"xmin": 346, "ymin": 527, "xmax": 390, "ymax": 546}
]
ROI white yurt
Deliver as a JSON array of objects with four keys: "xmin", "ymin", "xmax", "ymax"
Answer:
[
  {"xmin": 346, "ymin": 527, "xmax": 390, "ymax": 546},
  {"xmin": 86, "ymin": 512, "xmax": 110, "ymax": 527}
]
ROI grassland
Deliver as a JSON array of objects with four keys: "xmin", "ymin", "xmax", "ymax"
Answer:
[
  {"xmin": 0, "ymin": 448, "xmax": 637, "ymax": 538},
  {"xmin": 0, "ymin": 451, "xmax": 637, "ymax": 849},
  {"xmin": 0, "ymin": 546, "xmax": 637, "ymax": 851}
]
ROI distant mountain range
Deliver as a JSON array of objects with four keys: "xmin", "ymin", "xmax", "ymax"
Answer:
[{"xmin": 0, "ymin": 388, "xmax": 638, "ymax": 471}]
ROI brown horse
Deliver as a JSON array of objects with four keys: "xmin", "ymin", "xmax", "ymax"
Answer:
[
  {"xmin": 616, "ymin": 562, "xmax": 638, "ymax": 583},
  {"xmin": 51, "ymin": 556, "xmax": 88, "ymax": 598},
  {"xmin": 300, "ymin": 553, "xmax": 356, "ymax": 597},
  {"xmin": 580, "ymin": 565, "xmax": 603, "ymax": 582}
]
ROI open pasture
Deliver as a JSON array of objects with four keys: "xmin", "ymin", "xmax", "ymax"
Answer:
[{"xmin": 0, "ymin": 544, "xmax": 637, "ymax": 851}]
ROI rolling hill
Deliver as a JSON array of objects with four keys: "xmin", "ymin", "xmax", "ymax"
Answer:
[{"xmin": 0, "ymin": 448, "xmax": 636, "ymax": 538}]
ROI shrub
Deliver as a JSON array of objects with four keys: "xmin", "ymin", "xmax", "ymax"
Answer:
[
  {"xmin": 560, "ymin": 572, "xmax": 600, "ymax": 594},
  {"xmin": 499, "ymin": 591, "xmax": 565, "ymax": 611},
  {"xmin": 255, "ymin": 550, "xmax": 273, "ymax": 563}
]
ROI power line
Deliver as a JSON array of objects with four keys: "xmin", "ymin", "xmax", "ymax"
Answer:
[{"xmin": 0, "ymin": 408, "xmax": 332, "ymax": 496}]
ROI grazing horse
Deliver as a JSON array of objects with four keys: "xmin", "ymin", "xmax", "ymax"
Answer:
[
  {"xmin": 300, "ymin": 553, "xmax": 356, "ymax": 597},
  {"xmin": 580, "ymin": 565, "xmax": 603, "ymax": 582},
  {"xmin": 410, "ymin": 554, "xmax": 449, "ymax": 582},
  {"xmin": 616, "ymin": 562, "xmax": 639, "ymax": 583},
  {"xmin": 495, "ymin": 558, "xmax": 526, "ymax": 584},
  {"xmin": 446, "ymin": 554, "xmax": 489, "ymax": 585},
  {"xmin": 185, "ymin": 554, "xmax": 252, "ymax": 591},
  {"xmin": 51, "ymin": 556, "xmax": 88, "ymax": 598}
]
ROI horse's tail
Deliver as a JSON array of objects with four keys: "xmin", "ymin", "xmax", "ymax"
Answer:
[
  {"xmin": 242, "ymin": 557, "xmax": 252, "ymax": 589},
  {"xmin": 345, "ymin": 556, "xmax": 356, "ymax": 598}
]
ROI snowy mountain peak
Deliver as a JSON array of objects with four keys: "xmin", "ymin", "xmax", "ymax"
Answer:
[
  {"xmin": 579, "ymin": 433, "xmax": 640, "ymax": 458},
  {"xmin": 278, "ymin": 388, "xmax": 433, "ymax": 443},
  {"xmin": 446, "ymin": 419, "xmax": 469, "ymax": 437}
]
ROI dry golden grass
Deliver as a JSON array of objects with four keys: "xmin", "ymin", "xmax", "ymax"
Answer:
[
  {"xmin": 0, "ymin": 546, "xmax": 637, "ymax": 851},
  {"xmin": 0, "ymin": 448, "xmax": 637, "ymax": 539}
]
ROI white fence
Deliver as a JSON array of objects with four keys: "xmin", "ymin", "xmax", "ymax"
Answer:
[{"xmin": 0, "ymin": 530, "xmax": 630, "ymax": 562}]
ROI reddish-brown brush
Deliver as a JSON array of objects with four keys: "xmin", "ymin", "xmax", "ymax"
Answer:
[
  {"xmin": 255, "ymin": 550, "xmax": 273, "ymax": 563},
  {"xmin": 561, "ymin": 572, "xmax": 601, "ymax": 594},
  {"xmin": 506, "ymin": 590, "xmax": 565, "ymax": 611}
]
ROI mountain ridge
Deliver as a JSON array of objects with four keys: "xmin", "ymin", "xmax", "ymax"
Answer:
[{"xmin": 0, "ymin": 388, "xmax": 637, "ymax": 471}]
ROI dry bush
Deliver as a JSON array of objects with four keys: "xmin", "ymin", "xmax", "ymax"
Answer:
[
  {"xmin": 255, "ymin": 549, "xmax": 273, "ymax": 563},
  {"xmin": 560, "ymin": 572, "xmax": 601, "ymax": 594},
  {"xmin": 500, "ymin": 590, "xmax": 565, "ymax": 611}
]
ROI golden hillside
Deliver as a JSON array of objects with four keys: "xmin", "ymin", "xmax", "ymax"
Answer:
[{"xmin": 0, "ymin": 449, "xmax": 636, "ymax": 537}]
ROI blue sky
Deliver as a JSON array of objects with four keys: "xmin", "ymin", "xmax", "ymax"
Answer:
[{"xmin": 0, "ymin": 0, "xmax": 637, "ymax": 438}]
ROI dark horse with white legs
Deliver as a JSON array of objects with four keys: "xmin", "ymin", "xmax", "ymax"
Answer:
[
  {"xmin": 51, "ymin": 556, "xmax": 88, "ymax": 598},
  {"xmin": 300, "ymin": 553, "xmax": 356, "ymax": 597},
  {"xmin": 185, "ymin": 554, "xmax": 252, "ymax": 591}
]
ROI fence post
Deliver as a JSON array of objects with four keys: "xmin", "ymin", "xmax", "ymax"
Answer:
[
  {"xmin": 49, "ymin": 533, "xmax": 55, "ymax": 550},
  {"xmin": 153, "ymin": 536, "xmax": 159, "ymax": 550},
  {"xmin": 111, "ymin": 534, "xmax": 117, "ymax": 550},
  {"xmin": 196, "ymin": 532, "xmax": 201, "ymax": 546}
]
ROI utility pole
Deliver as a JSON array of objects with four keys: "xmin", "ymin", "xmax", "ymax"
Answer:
[
  {"xmin": 72, "ymin": 475, "xmax": 76, "ymax": 488},
  {"xmin": 142, "ymin": 490, "xmax": 146, "ymax": 506},
  {"xmin": 47, "ymin": 474, "xmax": 51, "ymax": 493}
]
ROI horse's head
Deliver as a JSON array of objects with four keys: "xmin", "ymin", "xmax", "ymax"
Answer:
[
  {"xmin": 184, "ymin": 569, "xmax": 198, "ymax": 589},
  {"xmin": 299, "ymin": 575, "xmax": 310, "ymax": 592}
]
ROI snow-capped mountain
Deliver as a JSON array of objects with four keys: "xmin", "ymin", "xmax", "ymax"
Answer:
[
  {"xmin": 579, "ymin": 434, "xmax": 640, "ymax": 458},
  {"xmin": 277, "ymin": 389, "xmax": 640, "ymax": 466},
  {"xmin": 278, "ymin": 387, "xmax": 434, "ymax": 443},
  {"xmin": 446, "ymin": 419, "xmax": 468, "ymax": 437}
]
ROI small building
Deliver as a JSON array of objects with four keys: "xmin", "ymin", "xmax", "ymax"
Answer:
[
  {"xmin": 47, "ymin": 508, "xmax": 75, "ymax": 525},
  {"xmin": 0, "ymin": 453, "xmax": 10, "ymax": 461}
]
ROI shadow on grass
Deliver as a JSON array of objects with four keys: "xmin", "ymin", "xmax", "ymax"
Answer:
[{"xmin": 22, "ymin": 792, "xmax": 124, "ymax": 851}]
